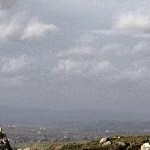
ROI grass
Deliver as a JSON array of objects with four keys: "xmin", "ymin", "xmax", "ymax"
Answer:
[{"xmin": 16, "ymin": 135, "xmax": 150, "ymax": 150}]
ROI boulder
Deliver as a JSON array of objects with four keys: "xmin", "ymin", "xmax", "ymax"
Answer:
[
  {"xmin": 99, "ymin": 137, "xmax": 110, "ymax": 144},
  {"xmin": 118, "ymin": 141, "xmax": 126, "ymax": 147},
  {"xmin": 102, "ymin": 141, "xmax": 111, "ymax": 147},
  {"xmin": 141, "ymin": 143, "xmax": 150, "ymax": 150}
]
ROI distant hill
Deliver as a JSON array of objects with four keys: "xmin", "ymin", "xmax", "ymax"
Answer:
[{"xmin": 0, "ymin": 105, "xmax": 150, "ymax": 127}]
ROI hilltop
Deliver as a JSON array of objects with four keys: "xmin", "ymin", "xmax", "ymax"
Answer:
[{"xmin": 17, "ymin": 135, "xmax": 150, "ymax": 150}]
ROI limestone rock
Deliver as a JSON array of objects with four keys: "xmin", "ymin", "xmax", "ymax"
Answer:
[
  {"xmin": 141, "ymin": 143, "xmax": 150, "ymax": 150},
  {"xmin": 24, "ymin": 148, "xmax": 30, "ymax": 150},
  {"xmin": 118, "ymin": 141, "xmax": 126, "ymax": 147},
  {"xmin": 102, "ymin": 141, "xmax": 111, "ymax": 147},
  {"xmin": 99, "ymin": 137, "xmax": 110, "ymax": 144}
]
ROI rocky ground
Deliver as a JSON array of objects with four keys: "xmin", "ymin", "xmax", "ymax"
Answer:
[{"xmin": 16, "ymin": 135, "xmax": 150, "ymax": 150}]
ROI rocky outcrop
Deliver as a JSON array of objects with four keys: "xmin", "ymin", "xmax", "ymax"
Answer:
[
  {"xmin": 102, "ymin": 141, "xmax": 111, "ymax": 147},
  {"xmin": 141, "ymin": 143, "xmax": 150, "ymax": 150},
  {"xmin": 99, "ymin": 137, "xmax": 110, "ymax": 144},
  {"xmin": 117, "ymin": 141, "xmax": 126, "ymax": 148}
]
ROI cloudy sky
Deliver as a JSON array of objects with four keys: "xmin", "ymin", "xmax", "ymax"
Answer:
[{"xmin": 0, "ymin": 0, "xmax": 150, "ymax": 113}]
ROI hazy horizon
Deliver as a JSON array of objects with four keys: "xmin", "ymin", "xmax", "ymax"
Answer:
[{"xmin": 0, "ymin": 0, "xmax": 150, "ymax": 116}]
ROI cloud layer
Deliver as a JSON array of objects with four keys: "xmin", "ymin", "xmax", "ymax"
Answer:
[
  {"xmin": 0, "ymin": 0, "xmax": 17, "ymax": 9},
  {"xmin": 115, "ymin": 13, "xmax": 150, "ymax": 33},
  {"xmin": 0, "ymin": 3, "xmax": 58, "ymax": 41},
  {"xmin": 0, "ymin": 0, "xmax": 150, "ymax": 112},
  {"xmin": 22, "ymin": 22, "xmax": 58, "ymax": 40}
]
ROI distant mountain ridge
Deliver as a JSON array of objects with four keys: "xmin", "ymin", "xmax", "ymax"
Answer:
[{"xmin": 0, "ymin": 105, "xmax": 150, "ymax": 126}]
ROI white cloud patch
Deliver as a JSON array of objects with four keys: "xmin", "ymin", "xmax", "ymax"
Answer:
[
  {"xmin": 115, "ymin": 13, "xmax": 150, "ymax": 33},
  {"xmin": 0, "ymin": 12, "xmax": 26, "ymax": 40},
  {"xmin": 0, "ymin": 55, "xmax": 32, "ymax": 74},
  {"xmin": 0, "ymin": 10, "xmax": 58, "ymax": 41},
  {"xmin": 21, "ymin": 22, "xmax": 58, "ymax": 40}
]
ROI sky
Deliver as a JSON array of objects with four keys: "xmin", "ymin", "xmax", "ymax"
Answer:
[{"xmin": 0, "ymin": 0, "xmax": 150, "ymax": 113}]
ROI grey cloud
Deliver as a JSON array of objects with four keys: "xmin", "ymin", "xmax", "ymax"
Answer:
[
  {"xmin": 0, "ymin": 55, "xmax": 32, "ymax": 74},
  {"xmin": 1, "ymin": 0, "xmax": 150, "ymax": 112},
  {"xmin": 0, "ymin": 54, "xmax": 33, "ymax": 89},
  {"xmin": 1, "ymin": 32, "xmax": 150, "ymax": 111},
  {"xmin": 0, "ymin": 75, "xmax": 25, "ymax": 87},
  {"xmin": 0, "ymin": 0, "xmax": 17, "ymax": 9},
  {"xmin": 0, "ymin": 1, "xmax": 58, "ymax": 41},
  {"xmin": 52, "ymin": 37, "xmax": 150, "ymax": 82}
]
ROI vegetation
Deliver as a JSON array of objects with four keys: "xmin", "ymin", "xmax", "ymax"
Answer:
[{"xmin": 16, "ymin": 135, "xmax": 150, "ymax": 150}]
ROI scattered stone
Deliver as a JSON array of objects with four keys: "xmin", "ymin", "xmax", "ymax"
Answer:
[
  {"xmin": 24, "ymin": 148, "xmax": 30, "ymax": 150},
  {"xmin": 55, "ymin": 145, "xmax": 63, "ymax": 150},
  {"xmin": 141, "ymin": 143, "xmax": 150, "ymax": 150},
  {"xmin": 118, "ymin": 141, "xmax": 126, "ymax": 147},
  {"xmin": 102, "ymin": 141, "xmax": 111, "ymax": 147},
  {"xmin": 99, "ymin": 137, "xmax": 110, "ymax": 144}
]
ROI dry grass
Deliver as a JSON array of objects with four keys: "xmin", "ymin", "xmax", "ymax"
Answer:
[{"xmin": 19, "ymin": 135, "xmax": 150, "ymax": 150}]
